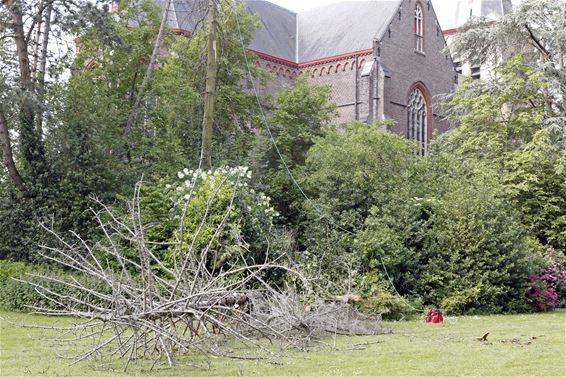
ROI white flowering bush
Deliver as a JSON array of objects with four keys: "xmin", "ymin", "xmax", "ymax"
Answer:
[{"xmin": 142, "ymin": 166, "xmax": 279, "ymax": 271}]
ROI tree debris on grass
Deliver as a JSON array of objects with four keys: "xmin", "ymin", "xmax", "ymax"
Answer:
[{"xmin": 16, "ymin": 177, "xmax": 382, "ymax": 370}]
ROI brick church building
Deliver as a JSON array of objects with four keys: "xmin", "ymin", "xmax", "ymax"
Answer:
[
  {"xmin": 244, "ymin": 0, "xmax": 457, "ymax": 152},
  {"xmin": 123, "ymin": 0, "xmax": 458, "ymax": 151}
]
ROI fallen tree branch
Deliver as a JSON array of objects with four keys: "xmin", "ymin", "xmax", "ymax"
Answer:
[{"xmin": 19, "ymin": 169, "xmax": 381, "ymax": 369}]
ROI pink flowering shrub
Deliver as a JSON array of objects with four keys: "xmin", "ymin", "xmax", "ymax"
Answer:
[{"xmin": 528, "ymin": 249, "xmax": 566, "ymax": 311}]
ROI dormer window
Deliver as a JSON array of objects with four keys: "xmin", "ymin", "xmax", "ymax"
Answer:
[{"xmin": 414, "ymin": 4, "xmax": 424, "ymax": 52}]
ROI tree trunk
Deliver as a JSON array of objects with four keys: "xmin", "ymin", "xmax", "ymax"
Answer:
[
  {"xmin": 7, "ymin": 0, "xmax": 33, "ymax": 92},
  {"xmin": 0, "ymin": 110, "xmax": 27, "ymax": 193},
  {"xmin": 6, "ymin": 0, "xmax": 46, "ymax": 181},
  {"xmin": 30, "ymin": 0, "xmax": 45, "ymax": 79},
  {"xmin": 199, "ymin": 0, "xmax": 218, "ymax": 170}
]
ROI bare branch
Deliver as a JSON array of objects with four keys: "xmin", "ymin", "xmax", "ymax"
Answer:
[{"xmin": 18, "ymin": 175, "xmax": 382, "ymax": 370}]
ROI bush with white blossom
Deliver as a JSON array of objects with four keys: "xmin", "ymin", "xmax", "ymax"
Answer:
[{"xmin": 156, "ymin": 166, "xmax": 279, "ymax": 270}]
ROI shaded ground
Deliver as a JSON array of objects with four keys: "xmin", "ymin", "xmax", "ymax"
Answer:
[{"xmin": 1, "ymin": 310, "xmax": 564, "ymax": 376}]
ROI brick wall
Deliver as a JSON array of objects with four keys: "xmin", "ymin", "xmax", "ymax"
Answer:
[
  {"xmin": 380, "ymin": 0, "xmax": 456, "ymax": 137},
  {"xmin": 303, "ymin": 55, "xmax": 371, "ymax": 123},
  {"xmin": 255, "ymin": 60, "xmax": 296, "ymax": 98}
]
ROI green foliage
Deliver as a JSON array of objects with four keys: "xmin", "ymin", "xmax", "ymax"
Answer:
[
  {"xmin": 261, "ymin": 78, "xmax": 336, "ymax": 225},
  {"xmin": 360, "ymin": 149, "xmax": 544, "ymax": 314},
  {"xmin": 0, "ymin": 188, "xmax": 37, "ymax": 261},
  {"xmin": 0, "ymin": 260, "xmax": 38, "ymax": 311},
  {"xmin": 503, "ymin": 129, "xmax": 566, "ymax": 250},
  {"xmin": 138, "ymin": 166, "xmax": 281, "ymax": 274},
  {"xmin": 303, "ymin": 122, "xmax": 414, "ymax": 230},
  {"xmin": 299, "ymin": 123, "xmax": 543, "ymax": 314},
  {"xmin": 0, "ymin": 260, "xmax": 107, "ymax": 312},
  {"xmin": 297, "ymin": 123, "xmax": 416, "ymax": 298},
  {"xmin": 440, "ymin": 56, "xmax": 565, "ymax": 251},
  {"xmin": 269, "ymin": 78, "xmax": 337, "ymax": 166},
  {"xmin": 441, "ymin": 56, "xmax": 546, "ymax": 160}
]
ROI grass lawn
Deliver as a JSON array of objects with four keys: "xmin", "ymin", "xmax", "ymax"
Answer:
[{"xmin": 1, "ymin": 310, "xmax": 565, "ymax": 376}]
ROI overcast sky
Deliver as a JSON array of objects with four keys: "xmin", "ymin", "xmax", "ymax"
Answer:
[{"xmin": 267, "ymin": 0, "xmax": 520, "ymax": 30}]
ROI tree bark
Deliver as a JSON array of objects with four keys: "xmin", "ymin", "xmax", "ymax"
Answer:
[
  {"xmin": 200, "ymin": 0, "xmax": 218, "ymax": 170},
  {"xmin": 7, "ymin": 0, "xmax": 33, "ymax": 94},
  {"xmin": 0, "ymin": 110, "xmax": 27, "ymax": 193},
  {"xmin": 6, "ymin": 0, "xmax": 45, "ymax": 176}
]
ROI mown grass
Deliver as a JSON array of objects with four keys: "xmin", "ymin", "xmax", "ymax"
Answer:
[{"xmin": 1, "ymin": 310, "xmax": 565, "ymax": 376}]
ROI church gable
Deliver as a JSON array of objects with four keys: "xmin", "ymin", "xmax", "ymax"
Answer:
[{"xmin": 376, "ymin": 0, "xmax": 455, "ymax": 139}]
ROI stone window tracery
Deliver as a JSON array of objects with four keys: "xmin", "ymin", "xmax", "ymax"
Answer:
[{"xmin": 407, "ymin": 88, "xmax": 428, "ymax": 155}]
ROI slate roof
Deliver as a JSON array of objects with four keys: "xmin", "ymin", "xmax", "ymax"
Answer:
[
  {"xmin": 245, "ymin": 1, "xmax": 297, "ymax": 62},
  {"xmin": 147, "ymin": 0, "xmax": 403, "ymax": 64},
  {"xmin": 246, "ymin": 0, "xmax": 402, "ymax": 63},
  {"xmin": 155, "ymin": 0, "xmax": 207, "ymax": 31},
  {"xmin": 296, "ymin": 1, "xmax": 402, "ymax": 62}
]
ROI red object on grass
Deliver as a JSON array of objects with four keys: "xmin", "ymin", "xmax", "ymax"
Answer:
[
  {"xmin": 425, "ymin": 309, "xmax": 443, "ymax": 324},
  {"xmin": 425, "ymin": 309, "xmax": 432, "ymax": 323}
]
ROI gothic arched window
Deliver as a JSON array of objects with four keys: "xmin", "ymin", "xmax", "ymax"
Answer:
[
  {"xmin": 407, "ymin": 88, "xmax": 428, "ymax": 155},
  {"xmin": 414, "ymin": 4, "xmax": 424, "ymax": 52}
]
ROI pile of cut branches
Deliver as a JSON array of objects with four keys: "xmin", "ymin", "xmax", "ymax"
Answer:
[{"xmin": 17, "ymin": 170, "xmax": 381, "ymax": 369}]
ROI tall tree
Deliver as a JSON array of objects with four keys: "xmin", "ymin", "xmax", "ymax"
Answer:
[
  {"xmin": 0, "ymin": 0, "xmax": 111, "ymax": 193},
  {"xmin": 200, "ymin": 0, "xmax": 218, "ymax": 170},
  {"xmin": 441, "ymin": 0, "xmax": 566, "ymax": 250},
  {"xmin": 449, "ymin": 0, "xmax": 566, "ymax": 127}
]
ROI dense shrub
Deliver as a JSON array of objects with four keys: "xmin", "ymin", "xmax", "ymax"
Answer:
[
  {"xmin": 360, "ymin": 151, "xmax": 544, "ymax": 314},
  {"xmin": 299, "ymin": 121, "xmax": 414, "ymax": 261},
  {"xmin": 261, "ymin": 78, "xmax": 336, "ymax": 226},
  {"xmin": 0, "ymin": 260, "xmax": 39, "ymax": 311},
  {"xmin": 298, "ymin": 123, "xmax": 418, "ymax": 308},
  {"xmin": 137, "ymin": 166, "xmax": 287, "ymax": 276},
  {"xmin": 0, "ymin": 260, "xmax": 107, "ymax": 312},
  {"xmin": 299, "ymin": 123, "xmax": 544, "ymax": 314}
]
